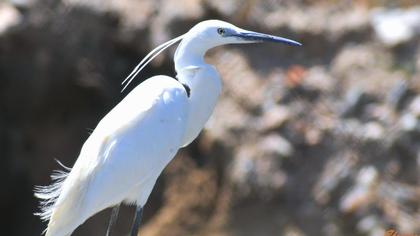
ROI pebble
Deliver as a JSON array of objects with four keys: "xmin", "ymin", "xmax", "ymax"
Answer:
[
  {"xmin": 0, "ymin": 3, "xmax": 21, "ymax": 34},
  {"xmin": 339, "ymin": 166, "xmax": 378, "ymax": 213},
  {"xmin": 258, "ymin": 134, "xmax": 294, "ymax": 158},
  {"xmin": 363, "ymin": 122, "xmax": 385, "ymax": 141},
  {"xmin": 400, "ymin": 113, "xmax": 419, "ymax": 133},
  {"xmin": 258, "ymin": 106, "xmax": 291, "ymax": 132},
  {"xmin": 386, "ymin": 80, "xmax": 412, "ymax": 111},
  {"xmin": 340, "ymin": 88, "xmax": 374, "ymax": 118},
  {"xmin": 408, "ymin": 96, "xmax": 420, "ymax": 117},
  {"xmin": 371, "ymin": 7, "xmax": 420, "ymax": 46}
]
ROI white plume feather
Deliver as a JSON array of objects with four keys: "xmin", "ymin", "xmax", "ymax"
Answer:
[{"xmin": 121, "ymin": 34, "xmax": 185, "ymax": 92}]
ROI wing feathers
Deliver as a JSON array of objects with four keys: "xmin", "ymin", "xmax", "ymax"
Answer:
[{"xmin": 34, "ymin": 160, "xmax": 72, "ymax": 222}]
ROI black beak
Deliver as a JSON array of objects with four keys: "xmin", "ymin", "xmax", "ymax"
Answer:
[{"xmin": 234, "ymin": 30, "xmax": 302, "ymax": 46}]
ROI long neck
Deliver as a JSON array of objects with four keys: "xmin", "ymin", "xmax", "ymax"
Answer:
[
  {"xmin": 174, "ymin": 36, "xmax": 208, "ymax": 72},
  {"xmin": 174, "ymin": 39, "xmax": 222, "ymax": 147}
]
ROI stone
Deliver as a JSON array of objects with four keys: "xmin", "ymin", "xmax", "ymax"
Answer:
[
  {"xmin": 258, "ymin": 134, "xmax": 294, "ymax": 158},
  {"xmin": 386, "ymin": 80, "xmax": 413, "ymax": 111},
  {"xmin": 408, "ymin": 96, "xmax": 420, "ymax": 117},
  {"xmin": 258, "ymin": 105, "xmax": 292, "ymax": 132},
  {"xmin": 339, "ymin": 88, "xmax": 375, "ymax": 118},
  {"xmin": 371, "ymin": 7, "xmax": 420, "ymax": 46},
  {"xmin": 339, "ymin": 166, "xmax": 378, "ymax": 213},
  {"xmin": 0, "ymin": 3, "xmax": 21, "ymax": 34}
]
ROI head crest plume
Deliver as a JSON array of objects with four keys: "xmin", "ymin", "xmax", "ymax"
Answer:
[{"xmin": 121, "ymin": 34, "xmax": 185, "ymax": 92}]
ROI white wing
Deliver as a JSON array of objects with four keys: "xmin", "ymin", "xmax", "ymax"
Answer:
[{"xmin": 38, "ymin": 75, "xmax": 189, "ymax": 236}]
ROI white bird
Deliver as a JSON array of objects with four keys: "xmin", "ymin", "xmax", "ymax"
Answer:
[{"xmin": 35, "ymin": 19, "xmax": 301, "ymax": 236}]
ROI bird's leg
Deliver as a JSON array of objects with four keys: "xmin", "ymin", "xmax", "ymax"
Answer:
[
  {"xmin": 105, "ymin": 204, "xmax": 120, "ymax": 236},
  {"xmin": 129, "ymin": 205, "xmax": 143, "ymax": 236}
]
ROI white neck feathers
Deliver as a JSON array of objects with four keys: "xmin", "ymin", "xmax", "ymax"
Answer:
[{"xmin": 174, "ymin": 38, "xmax": 222, "ymax": 146}]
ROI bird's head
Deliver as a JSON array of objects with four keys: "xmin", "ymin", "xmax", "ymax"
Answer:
[
  {"xmin": 122, "ymin": 20, "xmax": 301, "ymax": 91},
  {"xmin": 185, "ymin": 20, "xmax": 302, "ymax": 49}
]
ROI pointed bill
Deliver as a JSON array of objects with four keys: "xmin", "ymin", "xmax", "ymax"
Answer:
[{"xmin": 230, "ymin": 30, "xmax": 302, "ymax": 46}]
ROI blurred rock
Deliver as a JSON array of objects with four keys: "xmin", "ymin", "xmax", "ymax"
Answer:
[
  {"xmin": 339, "ymin": 166, "xmax": 378, "ymax": 213},
  {"xmin": 0, "ymin": 2, "xmax": 21, "ymax": 34},
  {"xmin": 264, "ymin": 5, "xmax": 369, "ymax": 38},
  {"xmin": 211, "ymin": 50, "xmax": 265, "ymax": 110},
  {"xmin": 10, "ymin": 0, "xmax": 36, "ymax": 8},
  {"xmin": 371, "ymin": 7, "xmax": 420, "ymax": 46},
  {"xmin": 284, "ymin": 65, "xmax": 306, "ymax": 88},
  {"xmin": 399, "ymin": 113, "xmax": 420, "ymax": 133},
  {"xmin": 257, "ymin": 105, "xmax": 291, "ymax": 132},
  {"xmin": 303, "ymin": 66, "xmax": 335, "ymax": 93},
  {"xmin": 363, "ymin": 122, "xmax": 385, "ymax": 141},
  {"xmin": 408, "ymin": 95, "xmax": 420, "ymax": 117},
  {"xmin": 283, "ymin": 225, "xmax": 306, "ymax": 236},
  {"xmin": 387, "ymin": 112, "xmax": 420, "ymax": 158},
  {"xmin": 366, "ymin": 104, "xmax": 395, "ymax": 124},
  {"xmin": 205, "ymin": 0, "xmax": 244, "ymax": 19},
  {"xmin": 1, "ymin": 1, "xmax": 420, "ymax": 236},
  {"xmin": 258, "ymin": 134, "xmax": 294, "ymax": 159},
  {"xmin": 63, "ymin": 0, "xmax": 157, "ymax": 29},
  {"xmin": 386, "ymin": 80, "xmax": 413, "ymax": 111},
  {"xmin": 205, "ymin": 95, "xmax": 251, "ymax": 146},
  {"xmin": 230, "ymin": 144, "xmax": 287, "ymax": 201},
  {"xmin": 417, "ymin": 48, "xmax": 420, "ymax": 74},
  {"xmin": 357, "ymin": 215, "xmax": 385, "ymax": 236},
  {"xmin": 313, "ymin": 153, "xmax": 356, "ymax": 205},
  {"xmin": 339, "ymin": 88, "xmax": 375, "ymax": 118}
]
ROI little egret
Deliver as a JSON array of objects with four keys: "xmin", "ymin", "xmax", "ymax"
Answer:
[{"xmin": 35, "ymin": 20, "xmax": 301, "ymax": 236}]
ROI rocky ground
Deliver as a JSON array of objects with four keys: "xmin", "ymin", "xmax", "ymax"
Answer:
[{"xmin": 0, "ymin": 0, "xmax": 419, "ymax": 235}]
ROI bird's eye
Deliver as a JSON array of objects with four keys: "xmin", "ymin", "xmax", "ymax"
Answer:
[{"xmin": 217, "ymin": 28, "xmax": 225, "ymax": 35}]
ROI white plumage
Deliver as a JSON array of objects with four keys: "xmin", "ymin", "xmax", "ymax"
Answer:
[
  {"xmin": 37, "ymin": 76, "xmax": 189, "ymax": 235},
  {"xmin": 35, "ymin": 20, "xmax": 300, "ymax": 236}
]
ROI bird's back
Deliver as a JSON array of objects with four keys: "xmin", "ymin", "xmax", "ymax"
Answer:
[{"xmin": 36, "ymin": 76, "xmax": 190, "ymax": 236}]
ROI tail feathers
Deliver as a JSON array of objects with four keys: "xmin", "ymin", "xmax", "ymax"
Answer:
[{"xmin": 34, "ymin": 160, "xmax": 71, "ymax": 222}]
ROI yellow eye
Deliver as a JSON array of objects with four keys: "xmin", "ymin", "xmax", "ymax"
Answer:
[{"xmin": 217, "ymin": 28, "xmax": 225, "ymax": 35}]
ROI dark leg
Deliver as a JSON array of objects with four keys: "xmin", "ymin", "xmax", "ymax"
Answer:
[
  {"xmin": 105, "ymin": 204, "xmax": 120, "ymax": 236},
  {"xmin": 130, "ymin": 205, "xmax": 143, "ymax": 236}
]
